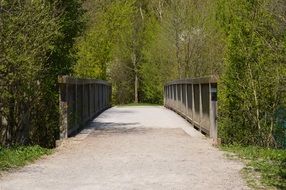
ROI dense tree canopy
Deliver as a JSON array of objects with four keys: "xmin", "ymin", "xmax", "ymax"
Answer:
[{"xmin": 75, "ymin": 0, "xmax": 224, "ymax": 104}]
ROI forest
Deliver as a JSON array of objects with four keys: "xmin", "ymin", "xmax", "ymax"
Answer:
[{"xmin": 0, "ymin": 0, "xmax": 286, "ymax": 148}]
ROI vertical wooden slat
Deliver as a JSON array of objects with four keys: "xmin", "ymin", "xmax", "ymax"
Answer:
[{"xmin": 163, "ymin": 77, "xmax": 217, "ymax": 136}]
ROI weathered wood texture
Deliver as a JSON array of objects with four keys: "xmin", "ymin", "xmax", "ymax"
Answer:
[
  {"xmin": 58, "ymin": 76, "xmax": 112, "ymax": 139},
  {"xmin": 164, "ymin": 76, "xmax": 218, "ymax": 142}
]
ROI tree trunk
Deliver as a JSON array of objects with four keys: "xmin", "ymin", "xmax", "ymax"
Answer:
[
  {"xmin": 248, "ymin": 63, "xmax": 261, "ymax": 131},
  {"xmin": 134, "ymin": 73, "xmax": 138, "ymax": 103},
  {"xmin": 8, "ymin": 97, "xmax": 15, "ymax": 145},
  {"xmin": 132, "ymin": 52, "xmax": 138, "ymax": 103},
  {"xmin": 175, "ymin": 26, "xmax": 182, "ymax": 79}
]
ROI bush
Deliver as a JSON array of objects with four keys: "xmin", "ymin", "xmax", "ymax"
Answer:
[
  {"xmin": 0, "ymin": 0, "xmax": 84, "ymax": 148},
  {"xmin": 217, "ymin": 0, "xmax": 286, "ymax": 147}
]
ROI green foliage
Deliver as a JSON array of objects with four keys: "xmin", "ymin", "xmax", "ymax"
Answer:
[
  {"xmin": 140, "ymin": 15, "xmax": 176, "ymax": 104},
  {"xmin": 35, "ymin": 0, "xmax": 85, "ymax": 147},
  {"xmin": 218, "ymin": 0, "xmax": 286, "ymax": 147},
  {"xmin": 74, "ymin": 0, "xmax": 135, "ymax": 80},
  {"xmin": 0, "ymin": 0, "xmax": 84, "ymax": 147},
  {"xmin": 75, "ymin": 0, "xmax": 223, "ymax": 104},
  {"xmin": 222, "ymin": 145, "xmax": 286, "ymax": 189},
  {"xmin": 0, "ymin": 146, "xmax": 51, "ymax": 171},
  {"xmin": 75, "ymin": 0, "xmax": 145, "ymax": 104},
  {"xmin": 74, "ymin": 0, "xmax": 137, "ymax": 104},
  {"xmin": 0, "ymin": 0, "xmax": 59, "ymax": 146}
]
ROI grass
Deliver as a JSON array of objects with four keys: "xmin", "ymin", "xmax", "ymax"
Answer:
[
  {"xmin": 116, "ymin": 103, "xmax": 162, "ymax": 107},
  {"xmin": 221, "ymin": 145, "xmax": 286, "ymax": 190},
  {"xmin": 0, "ymin": 145, "xmax": 51, "ymax": 172}
]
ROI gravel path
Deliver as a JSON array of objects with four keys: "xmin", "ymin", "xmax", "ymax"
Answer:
[{"xmin": 0, "ymin": 106, "xmax": 249, "ymax": 190}]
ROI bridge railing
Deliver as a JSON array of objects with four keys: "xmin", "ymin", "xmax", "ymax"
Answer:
[
  {"xmin": 164, "ymin": 77, "xmax": 218, "ymax": 141},
  {"xmin": 58, "ymin": 76, "xmax": 112, "ymax": 139}
]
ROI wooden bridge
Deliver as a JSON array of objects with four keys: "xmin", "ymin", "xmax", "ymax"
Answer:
[
  {"xmin": 58, "ymin": 76, "xmax": 218, "ymax": 143},
  {"xmin": 0, "ymin": 76, "xmax": 249, "ymax": 190}
]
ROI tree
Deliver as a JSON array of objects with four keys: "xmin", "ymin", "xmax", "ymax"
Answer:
[
  {"xmin": 0, "ymin": 0, "xmax": 59, "ymax": 146},
  {"xmin": 0, "ymin": 0, "xmax": 84, "ymax": 147},
  {"xmin": 218, "ymin": 0, "xmax": 286, "ymax": 147},
  {"xmin": 75, "ymin": 0, "xmax": 144, "ymax": 104}
]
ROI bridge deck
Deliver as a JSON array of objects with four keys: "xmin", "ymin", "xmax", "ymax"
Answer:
[{"xmin": 0, "ymin": 106, "xmax": 248, "ymax": 190}]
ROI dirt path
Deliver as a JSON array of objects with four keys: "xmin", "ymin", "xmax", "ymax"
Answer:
[{"xmin": 0, "ymin": 106, "xmax": 249, "ymax": 190}]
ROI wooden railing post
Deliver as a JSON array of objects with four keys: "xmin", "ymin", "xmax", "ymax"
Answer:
[
  {"xmin": 191, "ymin": 83, "xmax": 195, "ymax": 125},
  {"xmin": 75, "ymin": 79, "xmax": 78, "ymax": 131},
  {"xmin": 58, "ymin": 81, "xmax": 68, "ymax": 139},
  {"xmin": 199, "ymin": 83, "xmax": 203, "ymax": 132},
  {"xmin": 185, "ymin": 84, "xmax": 188, "ymax": 115},
  {"xmin": 210, "ymin": 83, "xmax": 218, "ymax": 144}
]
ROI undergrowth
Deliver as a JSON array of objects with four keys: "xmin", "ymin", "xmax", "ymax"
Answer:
[
  {"xmin": 0, "ymin": 145, "xmax": 51, "ymax": 171},
  {"xmin": 221, "ymin": 145, "xmax": 286, "ymax": 190}
]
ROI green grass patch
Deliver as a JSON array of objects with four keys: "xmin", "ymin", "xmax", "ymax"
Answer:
[
  {"xmin": 0, "ymin": 145, "xmax": 51, "ymax": 171},
  {"xmin": 221, "ymin": 145, "xmax": 286, "ymax": 190},
  {"xmin": 116, "ymin": 103, "xmax": 162, "ymax": 107}
]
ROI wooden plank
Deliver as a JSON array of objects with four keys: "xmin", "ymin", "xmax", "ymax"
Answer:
[{"xmin": 58, "ymin": 76, "xmax": 111, "ymax": 86}]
